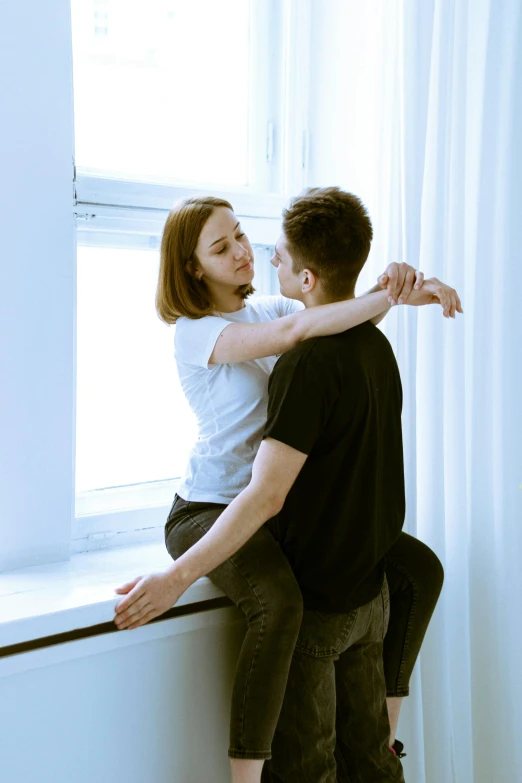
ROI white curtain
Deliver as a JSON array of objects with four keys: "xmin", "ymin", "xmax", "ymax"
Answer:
[{"xmin": 310, "ymin": 1, "xmax": 522, "ymax": 781}]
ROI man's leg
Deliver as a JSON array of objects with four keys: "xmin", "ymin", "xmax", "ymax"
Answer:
[
  {"xmin": 261, "ymin": 647, "xmax": 338, "ymax": 783},
  {"xmin": 334, "ymin": 639, "xmax": 405, "ymax": 782},
  {"xmin": 264, "ymin": 584, "xmax": 404, "ymax": 783},
  {"xmin": 335, "ymin": 584, "xmax": 405, "ymax": 783},
  {"xmin": 261, "ymin": 607, "xmax": 361, "ymax": 783}
]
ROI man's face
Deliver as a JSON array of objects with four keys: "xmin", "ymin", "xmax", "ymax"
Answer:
[{"xmin": 270, "ymin": 234, "xmax": 304, "ymax": 301}]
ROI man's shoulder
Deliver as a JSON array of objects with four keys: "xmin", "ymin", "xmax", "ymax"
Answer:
[
  {"xmin": 270, "ymin": 336, "xmax": 344, "ymax": 397},
  {"xmin": 280, "ymin": 323, "xmax": 384, "ymax": 359},
  {"xmin": 273, "ymin": 323, "xmax": 395, "ymax": 378},
  {"xmin": 322, "ymin": 322, "xmax": 393, "ymax": 354},
  {"xmin": 273, "ymin": 336, "xmax": 325, "ymax": 373}
]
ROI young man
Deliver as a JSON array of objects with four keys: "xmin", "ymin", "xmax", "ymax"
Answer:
[
  {"xmin": 260, "ymin": 188, "xmax": 407, "ymax": 782},
  {"xmin": 114, "ymin": 187, "xmax": 461, "ymax": 782}
]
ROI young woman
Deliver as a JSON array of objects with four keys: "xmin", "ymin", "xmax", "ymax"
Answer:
[{"xmin": 115, "ymin": 196, "xmax": 455, "ymax": 783}]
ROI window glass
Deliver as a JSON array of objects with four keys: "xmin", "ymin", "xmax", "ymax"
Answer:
[
  {"xmin": 76, "ymin": 243, "xmax": 277, "ymax": 493},
  {"xmin": 71, "ymin": 0, "xmax": 251, "ymax": 185}
]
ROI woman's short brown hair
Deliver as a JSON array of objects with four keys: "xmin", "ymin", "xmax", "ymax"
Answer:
[
  {"xmin": 156, "ymin": 196, "xmax": 254, "ymax": 323},
  {"xmin": 282, "ymin": 187, "xmax": 373, "ymax": 298}
]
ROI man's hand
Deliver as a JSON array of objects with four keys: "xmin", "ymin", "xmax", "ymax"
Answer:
[
  {"xmin": 405, "ymin": 277, "xmax": 463, "ymax": 318},
  {"xmin": 113, "ymin": 568, "xmax": 186, "ymax": 630},
  {"xmin": 377, "ymin": 262, "xmax": 424, "ymax": 305},
  {"xmin": 112, "ymin": 439, "xmax": 307, "ymax": 632}
]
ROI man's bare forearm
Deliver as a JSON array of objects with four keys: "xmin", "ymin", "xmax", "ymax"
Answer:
[{"xmin": 165, "ymin": 486, "xmax": 280, "ymax": 589}]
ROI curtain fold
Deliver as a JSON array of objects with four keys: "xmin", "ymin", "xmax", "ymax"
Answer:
[
  {"xmin": 382, "ymin": 2, "xmax": 522, "ymax": 781},
  {"xmin": 312, "ymin": 1, "xmax": 522, "ymax": 780}
]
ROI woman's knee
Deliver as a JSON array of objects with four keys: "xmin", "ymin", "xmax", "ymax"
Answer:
[
  {"xmin": 429, "ymin": 549, "xmax": 445, "ymax": 596},
  {"xmin": 388, "ymin": 533, "xmax": 444, "ymax": 602},
  {"xmin": 413, "ymin": 541, "xmax": 444, "ymax": 601}
]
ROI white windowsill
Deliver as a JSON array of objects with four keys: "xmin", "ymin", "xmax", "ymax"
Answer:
[{"xmin": 0, "ymin": 541, "xmax": 225, "ymax": 649}]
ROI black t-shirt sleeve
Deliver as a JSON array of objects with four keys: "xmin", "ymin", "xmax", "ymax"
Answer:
[{"xmin": 263, "ymin": 342, "xmax": 339, "ymax": 455}]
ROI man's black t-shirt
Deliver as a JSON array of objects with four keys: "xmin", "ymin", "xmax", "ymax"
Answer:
[{"xmin": 263, "ymin": 321, "xmax": 405, "ymax": 613}]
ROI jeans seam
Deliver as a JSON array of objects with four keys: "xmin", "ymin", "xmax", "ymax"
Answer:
[
  {"xmin": 338, "ymin": 609, "xmax": 359, "ymax": 651},
  {"xmin": 385, "ymin": 556, "xmax": 418, "ymax": 696},
  {"xmin": 364, "ymin": 595, "xmax": 374, "ymax": 639},
  {"xmin": 183, "ymin": 507, "xmax": 268, "ymax": 753},
  {"xmin": 382, "ymin": 576, "xmax": 390, "ymax": 642}
]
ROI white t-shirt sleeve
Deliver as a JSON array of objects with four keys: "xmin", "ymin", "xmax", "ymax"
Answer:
[
  {"xmin": 261, "ymin": 295, "xmax": 305, "ymax": 319},
  {"xmin": 281, "ymin": 297, "xmax": 305, "ymax": 316},
  {"xmin": 174, "ymin": 315, "xmax": 232, "ymax": 369}
]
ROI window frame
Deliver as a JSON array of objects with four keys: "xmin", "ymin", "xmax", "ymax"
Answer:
[
  {"xmin": 72, "ymin": 0, "xmax": 284, "ymax": 197},
  {"xmin": 71, "ymin": 0, "xmax": 312, "ymax": 552}
]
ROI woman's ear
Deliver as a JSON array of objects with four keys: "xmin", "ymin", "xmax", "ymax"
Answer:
[{"xmin": 187, "ymin": 260, "xmax": 203, "ymax": 281}]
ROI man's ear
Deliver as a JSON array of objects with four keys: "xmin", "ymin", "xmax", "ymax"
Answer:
[{"xmin": 301, "ymin": 268, "xmax": 318, "ymax": 293}]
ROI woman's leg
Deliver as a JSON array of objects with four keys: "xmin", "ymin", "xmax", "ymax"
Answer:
[
  {"xmin": 165, "ymin": 495, "xmax": 303, "ymax": 782},
  {"xmin": 384, "ymin": 532, "xmax": 445, "ymax": 745}
]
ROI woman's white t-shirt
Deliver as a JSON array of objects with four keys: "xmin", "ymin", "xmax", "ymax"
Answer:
[{"xmin": 175, "ymin": 295, "xmax": 304, "ymax": 504}]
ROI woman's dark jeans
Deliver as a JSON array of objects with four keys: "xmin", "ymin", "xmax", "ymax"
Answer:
[
  {"xmin": 384, "ymin": 531, "xmax": 444, "ymax": 697},
  {"xmin": 165, "ymin": 495, "xmax": 444, "ymax": 760},
  {"xmin": 165, "ymin": 495, "xmax": 303, "ymax": 760}
]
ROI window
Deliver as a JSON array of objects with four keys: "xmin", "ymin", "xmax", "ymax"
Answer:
[
  {"xmin": 75, "ymin": 243, "xmax": 277, "ymax": 495},
  {"xmin": 71, "ymin": 0, "xmax": 312, "ymax": 547},
  {"xmin": 71, "ymin": 0, "xmax": 282, "ymax": 192},
  {"xmin": 73, "ymin": 235, "xmax": 280, "ymax": 544}
]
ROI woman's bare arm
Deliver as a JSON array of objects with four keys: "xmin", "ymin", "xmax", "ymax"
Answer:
[
  {"xmin": 209, "ymin": 289, "xmax": 390, "ymax": 365},
  {"xmin": 362, "ymin": 283, "xmax": 392, "ymax": 326}
]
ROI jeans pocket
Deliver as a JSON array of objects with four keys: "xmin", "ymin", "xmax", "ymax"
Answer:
[
  {"xmin": 164, "ymin": 495, "xmax": 189, "ymax": 544},
  {"xmin": 295, "ymin": 608, "xmax": 359, "ymax": 658}
]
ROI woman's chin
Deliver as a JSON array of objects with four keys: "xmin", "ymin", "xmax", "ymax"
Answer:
[{"xmin": 237, "ymin": 262, "xmax": 255, "ymax": 281}]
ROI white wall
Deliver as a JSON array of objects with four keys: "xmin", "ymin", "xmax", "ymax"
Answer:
[
  {"xmin": 0, "ymin": 607, "xmax": 246, "ymax": 783},
  {"xmin": 0, "ymin": 1, "xmax": 75, "ymax": 571}
]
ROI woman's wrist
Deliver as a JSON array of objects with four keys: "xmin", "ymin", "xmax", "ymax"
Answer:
[{"xmin": 364, "ymin": 282, "xmax": 384, "ymax": 296}]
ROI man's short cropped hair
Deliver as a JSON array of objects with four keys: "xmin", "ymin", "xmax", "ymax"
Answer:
[{"xmin": 282, "ymin": 187, "xmax": 373, "ymax": 298}]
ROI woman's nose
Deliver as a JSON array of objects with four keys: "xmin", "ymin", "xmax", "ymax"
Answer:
[{"xmin": 234, "ymin": 241, "xmax": 249, "ymax": 259}]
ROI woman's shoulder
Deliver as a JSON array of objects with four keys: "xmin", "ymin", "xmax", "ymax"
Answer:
[
  {"xmin": 175, "ymin": 313, "xmax": 228, "ymax": 337},
  {"xmin": 174, "ymin": 314, "xmax": 232, "ymax": 369},
  {"xmin": 249, "ymin": 295, "xmax": 305, "ymax": 319}
]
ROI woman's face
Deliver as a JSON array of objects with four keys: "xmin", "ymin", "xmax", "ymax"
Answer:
[{"xmin": 194, "ymin": 207, "xmax": 254, "ymax": 288}]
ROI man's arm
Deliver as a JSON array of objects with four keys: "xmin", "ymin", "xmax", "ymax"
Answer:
[
  {"xmin": 113, "ymin": 438, "xmax": 307, "ymax": 629},
  {"xmin": 365, "ymin": 262, "xmax": 425, "ymax": 325},
  {"xmin": 168, "ymin": 438, "xmax": 307, "ymax": 588}
]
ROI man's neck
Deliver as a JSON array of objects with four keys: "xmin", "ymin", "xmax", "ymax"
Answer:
[{"xmin": 302, "ymin": 290, "xmax": 355, "ymax": 309}]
